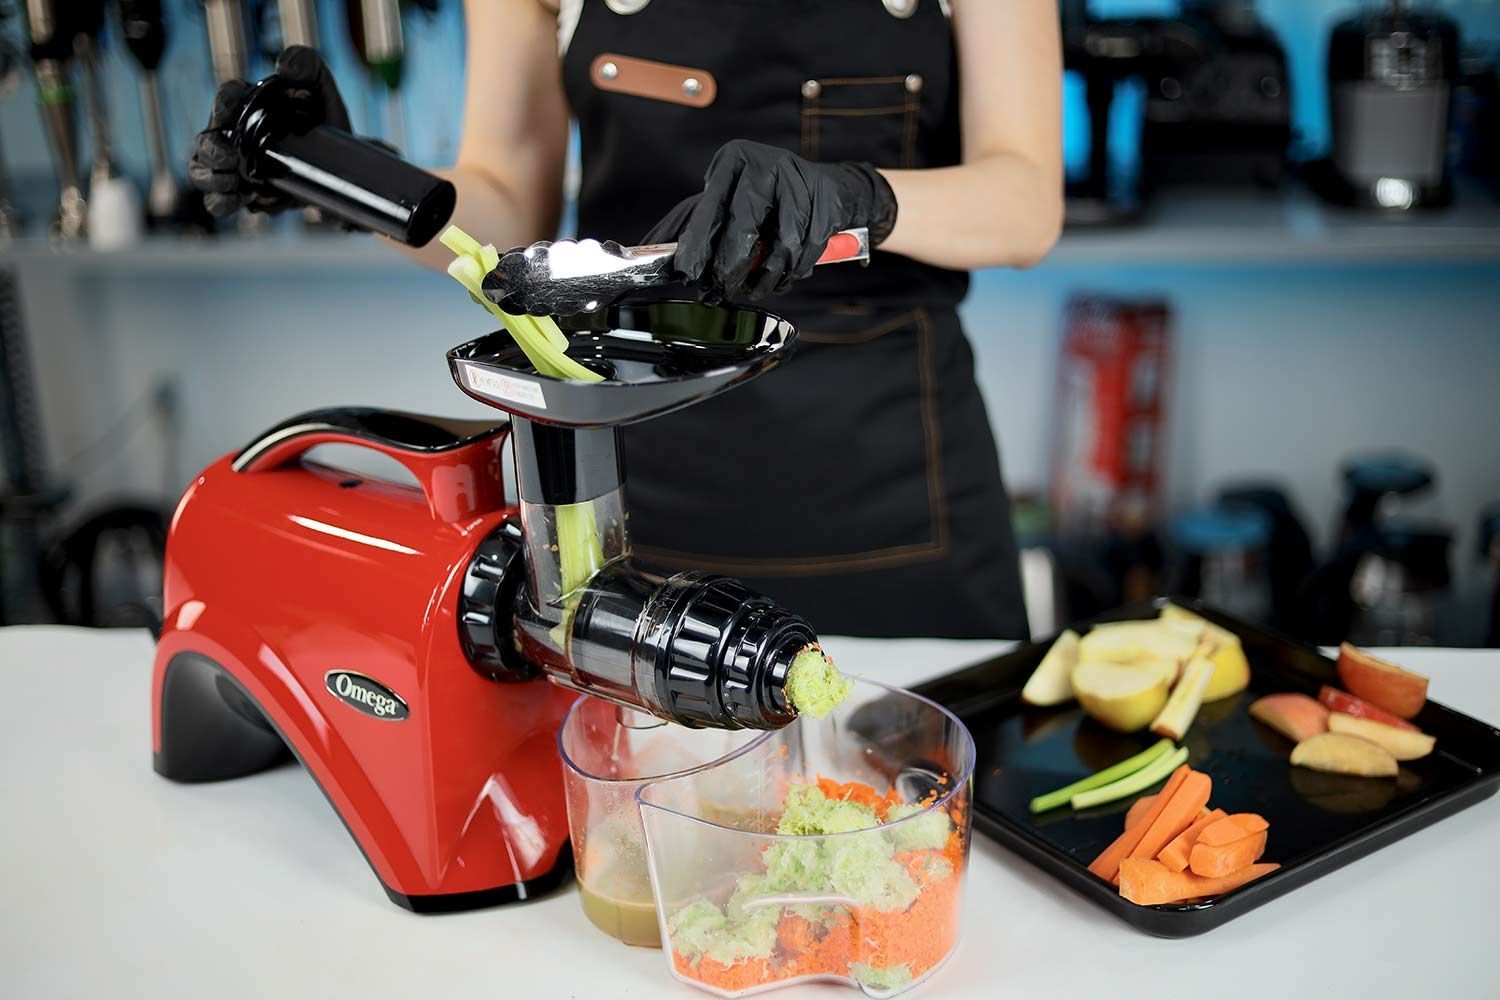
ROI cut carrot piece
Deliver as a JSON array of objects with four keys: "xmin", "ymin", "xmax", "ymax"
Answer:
[
  {"xmin": 1190, "ymin": 829, "xmax": 1267, "ymax": 878},
  {"xmin": 1118, "ymin": 859, "xmax": 1280, "ymax": 906},
  {"xmin": 1229, "ymin": 813, "xmax": 1268, "ymax": 835},
  {"xmin": 1124, "ymin": 794, "xmax": 1158, "ymax": 831},
  {"xmin": 1087, "ymin": 765, "xmax": 1191, "ymax": 883},
  {"xmin": 1198, "ymin": 816, "xmax": 1257, "ymax": 847},
  {"xmin": 1130, "ymin": 769, "xmax": 1212, "ymax": 862},
  {"xmin": 1157, "ymin": 808, "xmax": 1227, "ymax": 873}
]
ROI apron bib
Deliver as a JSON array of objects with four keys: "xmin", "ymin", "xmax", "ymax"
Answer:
[{"xmin": 560, "ymin": 0, "xmax": 1027, "ymax": 639}]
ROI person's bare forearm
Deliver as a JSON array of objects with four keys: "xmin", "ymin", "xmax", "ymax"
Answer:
[
  {"xmin": 876, "ymin": 0, "xmax": 1062, "ymax": 272},
  {"xmin": 394, "ymin": 163, "xmax": 561, "ymax": 272},
  {"xmin": 878, "ymin": 154, "xmax": 1062, "ymax": 270},
  {"xmin": 391, "ymin": 0, "xmax": 569, "ymax": 273}
]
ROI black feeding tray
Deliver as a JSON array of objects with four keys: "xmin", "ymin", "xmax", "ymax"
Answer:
[
  {"xmin": 912, "ymin": 598, "xmax": 1500, "ymax": 937},
  {"xmin": 448, "ymin": 300, "xmax": 796, "ymax": 428}
]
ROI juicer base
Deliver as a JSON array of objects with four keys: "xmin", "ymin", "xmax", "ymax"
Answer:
[
  {"xmin": 155, "ymin": 650, "xmax": 574, "ymax": 912},
  {"xmin": 384, "ymin": 851, "xmax": 573, "ymax": 913}
]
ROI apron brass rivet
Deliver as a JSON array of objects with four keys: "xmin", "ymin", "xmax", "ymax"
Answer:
[
  {"xmin": 600, "ymin": 61, "xmax": 619, "ymax": 81},
  {"xmin": 682, "ymin": 77, "xmax": 703, "ymax": 97},
  {"xmin": 801, "ymin": 79, "xmax": 821, "ymax": 99},
  {"xmin": 905, "ymin": 73, "xmax": 924, "ymax": 94}
]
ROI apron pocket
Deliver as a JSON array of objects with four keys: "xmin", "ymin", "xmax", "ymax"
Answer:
[
  {"xmin": 624, "ymin": 309, "xmax": 949, "ymax": 576},
  {"xmin": 799, "ymin": 74, "xmax": 923, "ymax": 169}
]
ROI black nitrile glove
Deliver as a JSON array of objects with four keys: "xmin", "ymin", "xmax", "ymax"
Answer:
[
  {"xmin": 187, "ymin": 45, "xmax": 351, "ymax": 218},
  {"xmin": 643, "ymin": 139, "xmax": 898, "ymax": 303}
]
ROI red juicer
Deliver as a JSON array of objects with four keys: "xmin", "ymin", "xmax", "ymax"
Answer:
[{"xmin": 152, "ymin": 300, "xmax": 821, "ymax": 912}]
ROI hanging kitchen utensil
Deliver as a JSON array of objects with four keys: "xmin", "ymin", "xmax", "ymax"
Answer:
[{"xmin": 23, "ymin": 0, "xmax": 87, "ymax": 239}]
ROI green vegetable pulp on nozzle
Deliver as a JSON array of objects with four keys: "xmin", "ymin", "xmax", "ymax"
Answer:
[{"xmin": 784, "ymin": 645, "xmax": 853, "ymax": 719}]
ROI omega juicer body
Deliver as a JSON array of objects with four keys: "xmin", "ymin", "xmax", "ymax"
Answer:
[{"xmin": 152, "ymin": 298, "xmax": 818, "ymax": 911}]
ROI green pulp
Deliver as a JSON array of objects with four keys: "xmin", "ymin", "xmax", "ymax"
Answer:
[{"xmin": 784, "ymin": 646, "xmax": 853, "ymax": 719}]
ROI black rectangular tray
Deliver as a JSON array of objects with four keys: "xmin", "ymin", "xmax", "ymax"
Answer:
[{"xmin": 911, "ymin": 598, "xmax": 1500, "ymax": 937}]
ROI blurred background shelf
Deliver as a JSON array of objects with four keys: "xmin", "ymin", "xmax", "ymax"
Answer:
[
  {"xmin": 1048, "ymin": 186, "xmax": 1500, "ymax": 264},
  {"xmin": 8, "ymin": 188, "xmax": 1500, "ymax": 274}
]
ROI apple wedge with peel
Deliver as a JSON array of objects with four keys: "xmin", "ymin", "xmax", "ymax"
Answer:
[
  {"xmin": 1328, "ymin": 712, "xmax": 1435, "ymax": 761},
  {"xmin": 1290, "ymin": 732, "xmax": 1399, "ymax": 778},
  {"xmin": 1072, "ymin": 661, "xmax": 1170, "ymax": 734},
  {"xmin": 1150, "ymin": 654, "xmax": 1215, "ymax": 741},
  {"xmin": 1248, "ymin": 693, "xmax": 1329, "ymax": 743},
  {"xmin": 1022, "ymin": 629, "xmax": 1080, "ymax": 707},
  {"xmin": 1317, "ymin": 685, "xmax": 1418, "ymax": 732},
  {"xmin": 1336, "ymin": 643, "xmax": 1428, "ymax": 720}
]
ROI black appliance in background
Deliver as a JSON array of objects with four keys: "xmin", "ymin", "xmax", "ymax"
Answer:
[
  {"xmin": 1139, "ymin": 0, "xmax": 1292, "ymax": 192},
  {"xmin": 1295, "ymin": 453, "xmax": 1455, "ymax": 646},
  {"xmin": 1059, "ymin": 0, "xmax": 1291, "ymax": 226},
  {"xmin": 1306, "ymin": 1, "xmax": 1461, "ymax": 209},
  {"xmin": 1481, "ymin": 504, "xmax": 1500, "ymax": 647}
]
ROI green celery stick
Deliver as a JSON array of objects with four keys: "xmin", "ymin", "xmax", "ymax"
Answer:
[
  {"xmin": 1070, "ymin": 745, "xmax": 1188, "ymax": 811},
  {"xmin": 1029, "ymin": 738, "xmax": 1174, "ymax": 814},
  {"xmin": 556, "ymin": 501, "xmax": 604, "ymax": 598},
  {"xmin": 441, "ymin": 226, "xmax": 600, "ymax": 382},
  {"xmin": 549, "ymin": 500, "xmax": 606, "ymax": 647}
]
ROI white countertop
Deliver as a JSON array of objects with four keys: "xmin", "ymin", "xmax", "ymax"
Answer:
[{"xmin": 3, "ymin": 626, "xmax": 1498, "ymax": 999}]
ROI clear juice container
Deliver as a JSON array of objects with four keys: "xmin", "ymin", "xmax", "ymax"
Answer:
[
  {"xmin": 637, "ymin": 678, "xmax": 975, "ymax": 997},
  {"xmin": 558, "ymin": 694, "xmax": 764, "ymax": 946}
]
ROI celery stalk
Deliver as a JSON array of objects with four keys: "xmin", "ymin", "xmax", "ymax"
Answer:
[
  {"xmin": 443, "ymin": 225, "xmax": 609, "ymax": 652},
  {"xmin": 549, "ymin": 500, "xmax": 605, "ymax": 647},
  {"xmin": 1028, "ymin": 738, "xmax": 1174, "ymax": 814},
  {"xmin": 441, "ymin": 225, "xmax": 601, "ymax": 383},
  {"xmin": 556, "ymin": 501, "xmax": 604, "ymax": 598},
  {"xmin": 1070, "ymin": 745, "xmax": 1188, "ymax": 811}
]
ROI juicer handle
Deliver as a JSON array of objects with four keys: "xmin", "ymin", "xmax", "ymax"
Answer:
[{"xmin": 232, "ymin": 407, "xmax": 509, "ymax": 522}]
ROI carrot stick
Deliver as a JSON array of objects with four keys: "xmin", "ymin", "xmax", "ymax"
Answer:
[
  {"xmin": 1199, "ymin": 815, "xmax": 1266, "ymax": 847},
  {"xmin": 1118, "ymin": 859, "xmax": 1280, "ymax": 906},
  {"xmin": 1129, "ymin": 769, "xmax": 1212, "ymax": 862},
  {"xmin": 1087, "ymin": 765, "xmax": 1191, "ymax": 883},
  {"xmin": 1190, "ymin": 829, "xmax": 1268, "ymax": 878},
  {"xmin": 1157, "ymin": 808, "xmax": 1227, "ymax": 873},
  {"xmin": 1229, "ymin": 813, "xmax": 1268, "ymax": 835},
  {"xmin": 1123, "ymin": 794, "xmax": 1158, "ymax": 831}
]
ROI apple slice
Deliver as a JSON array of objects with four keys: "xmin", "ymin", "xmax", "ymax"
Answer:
[
  {"xmin": 1022, "ymin": 629, "xmax": 1079, "ymax": 707},
  {"xmin": 1202, "ymin": 636, "xmax": 1251, "ymax": 702},
  {"xmin": 1317, "ymin": 685, "xmax": 1418, "ymax": 732},
  {"xmin": 1072, "ymin": 661, "xmax": 1170, "ymax": 734},
  {"xmin": 1249, "ymin": 693, "xmax": 1330, "ymax": 743},
  {"xmin": 1080, "ymin": 622, "xmax": 1198, "ymax": 671},
  {"xmin": 1327, "ymin": 712, "xmax": 1435, "ymax": 761},
  {"xmin": 1157, "ymin": 606, "xmax": 1248, "ymax": 701},
  {"xmin": 1150, "ymin": 654, "xmax": 1214, "ymax": 741},
  {"xmin": 1290, "ymin": 732, "xmax": 1399, "ymax": 778},
  {"xmin": 1336, "ymin": 643, "xmax": 1428, "ymax": 720}
]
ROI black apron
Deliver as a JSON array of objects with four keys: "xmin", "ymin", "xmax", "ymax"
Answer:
[{"xmin": 561, "ymin": 0, "xmax": 1028, "ymax": 639}]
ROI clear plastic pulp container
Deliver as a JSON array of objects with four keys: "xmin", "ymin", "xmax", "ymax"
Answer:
[
  {"xmin": 558, "ymin": 694, "xmax": 763, "ymax": 946},
  {"xmin": 637, "ymin": 678, "xmax": 976, "ymax": 997}
]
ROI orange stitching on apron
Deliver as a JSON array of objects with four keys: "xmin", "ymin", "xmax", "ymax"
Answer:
[
  {"xmin": 636, "ymin": 309, "xmax": 950, "ymax": 577},
  {"xmin": 901, "ymin": 91, "xmax": 917, "ymax": 168},
  {"xmin": 914, "ymin": 306, "xmax": 951, "ymax": 555},
  {"xmin": 634, "ymin": 540, "xmax": 945, "ymax": 577},
  {"xmin": 799, "ymin": 309, "xmax": 918, "ymax": 344},
  {"xmin": 816, "ymin": 75, "xmax": 909, "ymax": 86},
  {"xmin": 803, "ymin": 105, "xmax": 908, "ymax": 117}
]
